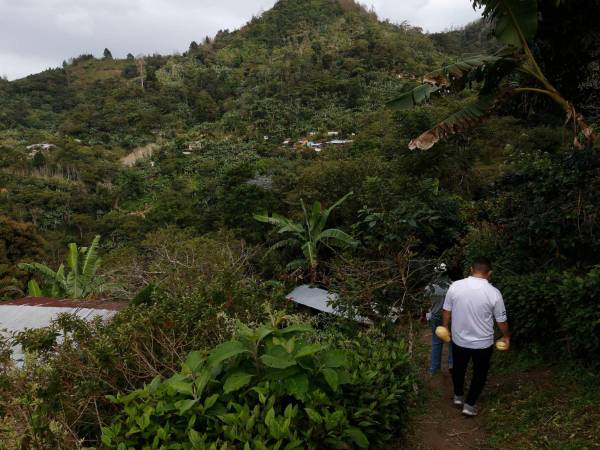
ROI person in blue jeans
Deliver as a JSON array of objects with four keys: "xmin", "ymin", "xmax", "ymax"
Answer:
[{"xmin": 425, "ymin": 263, "xmax": 453, "ymax": 374}]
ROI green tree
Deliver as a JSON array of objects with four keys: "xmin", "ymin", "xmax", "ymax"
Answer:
[
  {"xmin": 19, "ymin": 235, "xmax": 106, "ymax": 299},
  {"xmin": 103, "ymin": 48, "xmax": 113, "ymax": 60},
  {"xmin": 255, "ymin": 193, "xmax": 357, "ymax": 283},
  {"xmin": 0, "ymin": 216, "xmax": 46, "ymax": 297},
  {"xmin": 390, "ymin": 0, "xmax": 596, "ymax": 150}
]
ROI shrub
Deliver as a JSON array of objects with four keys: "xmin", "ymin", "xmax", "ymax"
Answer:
[
  {"xmin": 0, "ymin": 280, "xmax": 284, "ymax": 448},
  {"xmin": 99, "ymin": 321, "xmax": 415, "ymax": 449},
  {"xmin": 496, "ymin": 266, "xmax": 600, "ymax": 363}
]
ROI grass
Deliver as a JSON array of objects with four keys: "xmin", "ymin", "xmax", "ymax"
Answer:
[{"xmin": 483, "ymin": 351, "xmax": 600, "ymax": 449}]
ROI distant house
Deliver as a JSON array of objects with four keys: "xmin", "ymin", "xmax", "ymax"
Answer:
[
  {"xmin": 282, "ymin": 138, "xmax": 291, "ymax": 145},
  {"xmin": 307, "ymin": 141, "xmax": 322, "ymax": 149},
  {"xmin": 25, "ymin": 143, "xmax": 56, "ymax": 158},
  {"xmin": 187, "ymin": 140, "xmax": 204, "ymax": 151},
  {"xmin": 326, "ymin": 139, "xmax": 353, "ymax": 145},
  {"xmin": 326, "ymin": 131, "xmax": 339, "ymax": 136}
]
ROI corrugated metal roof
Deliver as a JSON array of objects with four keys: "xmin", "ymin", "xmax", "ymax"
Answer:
[
  {"xmin": 0, "ymin": 299, "xmax": 120, "ymax": 365},
  {"xmin": 286, "ymin": 285, "xmax": 371, "ymax": 324}
]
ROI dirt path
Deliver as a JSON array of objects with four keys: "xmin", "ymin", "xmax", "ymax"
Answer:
[{"xmin": 403, "ymin": 328, "xmax": 488, "ymax": 450}]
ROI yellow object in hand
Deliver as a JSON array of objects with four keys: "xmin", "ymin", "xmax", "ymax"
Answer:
[
  {"xmin": 435, "ymin": 326, "xmax": 451, "ymax": 343},
  {"xmin": 495, "ymin": 340, "xmax": 509, "ymax": 351}
]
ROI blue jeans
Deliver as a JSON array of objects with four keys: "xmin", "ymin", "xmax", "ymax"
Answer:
[{"xmin": 430, "ymin": 316, "xmax": 453, "ymax": 374}]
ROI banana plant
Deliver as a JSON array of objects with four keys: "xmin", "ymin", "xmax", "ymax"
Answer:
[
  {"xmin": 389, "ymin": 0, "xmax": 595, "ymax": 150},
  {"xmin": 255, "ymin": 193, "xmax": 358, "ymax": 283},
  {"xmin": 19, "ymin": 235, "xmax": 105, "ymax": 299}
]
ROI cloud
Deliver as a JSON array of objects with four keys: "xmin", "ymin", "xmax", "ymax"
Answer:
[{"xmin": 0, "ymin": 0, "xmax": 481, "ymax": 80}]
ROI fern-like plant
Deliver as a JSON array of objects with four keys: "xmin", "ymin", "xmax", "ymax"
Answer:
[{"xmin": 19, "ymin": 235, "xmax": 105, "ymax": 299}]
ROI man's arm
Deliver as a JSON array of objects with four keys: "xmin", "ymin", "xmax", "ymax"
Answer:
[
  {"xmin": 497, "ymin": 321, "xmax": 511, "ymax": 344},
  {"xmin": 442, "ymin": 309, "xmax": 451, "ymax": 329}
]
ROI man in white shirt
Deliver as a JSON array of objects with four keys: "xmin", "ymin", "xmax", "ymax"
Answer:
[{"xmin": 442, "ymin": 257, "xmax": 510, "ymax": 416}]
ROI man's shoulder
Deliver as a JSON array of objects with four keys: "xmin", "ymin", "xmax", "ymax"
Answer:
[
  {"xmin": 450, "ymin": 278, "xmax": 469, "ymax": 289},
  {"xmin": 486, "ymin": 283, "xmax": 503, "ymax": 298}
]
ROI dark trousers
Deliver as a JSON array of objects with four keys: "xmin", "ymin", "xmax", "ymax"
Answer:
[{"xmin": 451, "ymin": 342, "xmax": 493, "ymax": 406}]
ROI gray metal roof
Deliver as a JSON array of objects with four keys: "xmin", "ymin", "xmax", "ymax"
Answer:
[
  {"xmin": 286, "ymin": 285, "xmax": 371, "ymax": 324},
  {"xmin": 0, "ymin": 304, "xmax": 116, "ymax": 366}
]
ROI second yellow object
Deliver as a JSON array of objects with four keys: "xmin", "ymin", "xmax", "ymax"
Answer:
[
  {"xmin": 495, "ymin": 340, "xmax": 509, "ymax": 351},
  {"xmin": 435, "ymin": 326, "xmax": 451, "ymax": 343}
]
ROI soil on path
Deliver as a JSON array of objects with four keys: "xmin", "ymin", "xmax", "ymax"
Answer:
[{"xmin": 404, "ymin": 328, "xmax": 488, "ymax": 450}]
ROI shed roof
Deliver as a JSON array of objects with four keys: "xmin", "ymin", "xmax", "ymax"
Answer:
[
  {"xmin": 0, "ymin": 298, "xmax": 122, "ymax": 365},
  {"xmin": 286, "ymin": 285, "xmax": 371, "ymax": 324}
]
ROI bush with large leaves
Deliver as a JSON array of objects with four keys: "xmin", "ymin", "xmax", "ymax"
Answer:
[{"xmin": 100, "ymin": 321, "xmax": 414, "ymax": 449}]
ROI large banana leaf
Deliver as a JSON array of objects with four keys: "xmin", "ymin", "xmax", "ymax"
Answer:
[
  {"xmin": 264, "ymin": 238, "xmax": 301, "ymax": 257},
  {"xmin": 422, "ymin": 55, "xmax": 502, "ymax": 86},
  {"xmin": 81, "ymin": 235, "xmax": 101, "ymax": 283},
  {"xmin": 316, "ymin": 192, "xmax": 353, "ymax": 234},
  {"xmin": 27, "ymin": 279, "xmax": 43, "ymax": 297},
  {"xmin": 388, "ymin": 55, "xmax": 501, "ymax": 110},
  {"xmin": 18, "ymin": 262, "xmax": 58, "ymax": 282},
  {"xmin": 408, "ymin": 95, "xmax": 497, "ymax": 150},
  {"xmin": 473, "ymin": 0, "xmax": 538, "ymax": 48},
  {"xmin": 317, "ymin": 229, "xmax": 358, "ymax": 248},
  {"xmin": 67, "ymin": 242, "xmax": 79, "ymax": 275},
  {"xmin": 254, "ymin": 213, "xmax": 304, "ymax": 236},
  {"xmin": 388, "ymin": 84, "xmax": 442, "ymax": 109},
  {"xmin": 66, "ymin": 271, "xmax": 82, "ymax": 299}
]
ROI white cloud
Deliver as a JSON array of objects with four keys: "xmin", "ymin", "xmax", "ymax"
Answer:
[{"xmin": 0, "ymin": 0, "xmax": 482, "ymax": 80}]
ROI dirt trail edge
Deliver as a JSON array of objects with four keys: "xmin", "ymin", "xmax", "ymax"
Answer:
[{"xmin": 404, "ymin": 328, "xmax": 488, "ymax": 450}]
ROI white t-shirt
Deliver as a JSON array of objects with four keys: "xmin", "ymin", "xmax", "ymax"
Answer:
[{"xmin": 443, "ymin": 276, "xmax": 507, "ymax": 349}]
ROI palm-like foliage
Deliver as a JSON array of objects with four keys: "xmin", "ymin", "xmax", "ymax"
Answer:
[
  {"xmin": 255, "ymin": 193, "xmax": 358, "ymax": 282},
  {"xmin": 19, "ymin": 235, "xmax": 105, "ymax": 299},
  {"xmin": 389, "ymin": 0, "xmax": 595, "ymax": 150}
]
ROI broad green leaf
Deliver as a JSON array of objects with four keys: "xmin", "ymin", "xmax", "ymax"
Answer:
[
  {"xmin": 286, "ymin": 373, "xmax": 309, "ymax": 399},
  {"xmin": 346, "ymin": 427, "xmax": 369, "ymax": 449},
  {"xmin": 207, "ymin": 340, "xmax": 250, "ymax": 367},
  {"xmin": 322, "ymin": 349, "xmax": 348, "ymax": 368},
  {"xmin": 278, "ymin": 324, "xmax": 313, "ymax": 335},
  {"xmin": 260, "ymin": 354, "xmax": 296, "ymax": 369},
  {"xmin": 294, "ymin": 343, "xmax": 323, "ymax": 359},
  {"xmin": 166, "ymin": 374, "xmax": 194, "ymax": 396},
  {"xmin": 184, "ymin": 350, "xmax": 204, "ymax": 373},
  {"xmin": 223, "ymin": 371, "xmax": 254, "ymax": 394},
  {"xmin": 304, "ymin": 408, "xmax": 323, "ymax": 424},
  {"xmin": 322, "ymin": 368, "xmax": 339, "ymax": 391},
  {"xmin": 176, "ymin": 399, "xmax": 197, "ymax": 414},
  {"xmin": 204, "ymin": 394, "xmax": 219, "ymax": 410}
]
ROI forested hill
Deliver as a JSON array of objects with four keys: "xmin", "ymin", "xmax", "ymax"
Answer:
[{"xmin": 0, "ymin": 0, "xmax": 488, "ymax": 147}]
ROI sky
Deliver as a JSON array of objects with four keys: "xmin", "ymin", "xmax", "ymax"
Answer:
[{"xmin": 0, "ymin": 0, "xmax": 481, "ymax": 80}]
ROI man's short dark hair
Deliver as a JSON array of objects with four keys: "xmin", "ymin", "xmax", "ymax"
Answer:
[{"xmin": 471, "ymin": 257, "xmax": 492, "ymax": 273}]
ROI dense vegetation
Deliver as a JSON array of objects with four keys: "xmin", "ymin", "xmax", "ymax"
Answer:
[{"xmin": 0, "ymin": 0, "xmax": 598, "ymax": 448}]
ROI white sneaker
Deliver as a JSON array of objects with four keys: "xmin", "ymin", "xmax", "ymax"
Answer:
[
  {"xmin": 453, "ymin": 395, "xmax": 464, "ymax": 407},
  {"xmin": 462, "ymin": 403, "xmax": 477, "ymax": 416}
]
